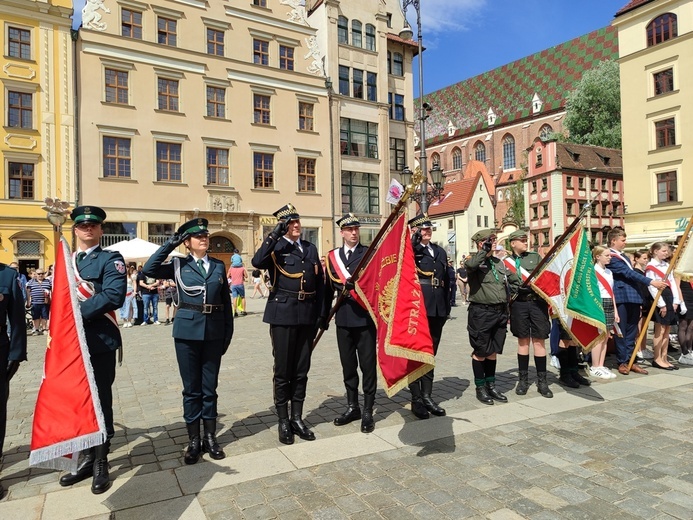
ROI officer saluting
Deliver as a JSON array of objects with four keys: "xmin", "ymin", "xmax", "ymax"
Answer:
[
  {"xmin": 58, "ymin": 206, "xmax": 126, "ymax": 494},
  {"xmin": 252, "ymin": 204, "xmax": 323, "ymax": 445},
  {"xmin": 322, "ymin": 214, "xmax": 377, "ymax": 433},
  {"xmin": 144, "ymin": 218, "xmax": 233, "ymax": 464},
  {"xmin": 408, "ymin": 213, "xmax": 449, "ymax": 419}
]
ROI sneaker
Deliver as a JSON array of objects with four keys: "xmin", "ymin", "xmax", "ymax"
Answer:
[
  {"xmin": 550, "ymin": 355, "xmax": 561, "ymax": 369},
  {"xmin": 636, "ymin": 350, "xmax": 644, "ymax": 360},
  {"xmin": 140, "ymin": 322, "xmax": 148, "ymax": 326},
  {"xmin": 31, "ymin": 329, "xmax": 38, "ymax": 335},
  {"xmin": 640, "ymin": 349, "xmax": 654, "ymax": 360},
  {"xmin": 678, "ymin": 353, "xmax": 693, "ymax": 365},
  {"xmin": 589, "ymin": 367, "xmax": 612, "ymax": 380},
  {"xmin": 154, "ymin": 321, "xmax": 161, "ymax": 325}
]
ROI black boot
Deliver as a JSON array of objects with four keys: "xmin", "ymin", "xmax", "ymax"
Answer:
[
  {"xmin": 290, "ymin": 401, "xmax": 316, "ymax": 441},
  {"xmin": 59, "ymin": 448, "xmax": 95, "ymax": 486},
  {"xmin": 91, "ymin": 443, "xmax": 111, "ymax": 495},
  {"xmin": 361, "ymin": 394, "xmax": 375, "ymax": 433},
  {"xmin": 334, "ymin": 390, "xmax": 361, "ymax": 426},
  {"xmin": 277, "ymin": 404, "xmax": 294, "ymax": 445},
  {"xmin": 421, "ymin": 377, "xmax": 446, "ymax": 416},
  {"xmin": 558, "ymin": 349, "xmax": 580, "ymax": 388},
  {"xmin": 202, "ymin": 419, "xmax": 226, "ymax": 460},
  {"xmin": 485, "ymin": 381, "xmax": 508, "ymax": 402},
  {"xmin": 409, "ymin": 382, "xmax": 429, "ymax": 419},
  {"xmin": 536, "ymin": 371, "xmax": 554, "ymax": 398},
  {"xmin": 515, "ymin": 370, "xmax": 530, "ymax": 395},
  {"xmin": 475, "ymin": 385, "xmax": 494, "ymax": 405},
  {"xmin": 184, "ymin": 420, "xmax": 202, "ymax": 465},
  {"xmin": 568, "ymin": 347, "xmax": 591, "ymax": 386}
]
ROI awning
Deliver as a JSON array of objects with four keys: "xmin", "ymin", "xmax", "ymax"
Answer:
[{"xmin": 624, "ymin": 232, "xmax": 679, "ymax": 250}]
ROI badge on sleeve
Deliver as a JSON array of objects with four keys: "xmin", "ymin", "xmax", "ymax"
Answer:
[{"xmin": 114, "ymin": 260, "xmax": 126, "ymax": 274}]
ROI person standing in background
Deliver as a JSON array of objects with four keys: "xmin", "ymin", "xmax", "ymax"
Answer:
[{"xmin": 26, "ymin": 268, "xmax": 51, "ymax": 335}]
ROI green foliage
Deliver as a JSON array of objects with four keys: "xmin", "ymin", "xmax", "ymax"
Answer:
[
  {"xmin": 505, "ymin": 175, "xmax": 526, "ymax": 227},
  {"xmin": 564, "ymin": 60, "xmax": 622, "ymax": 149}
]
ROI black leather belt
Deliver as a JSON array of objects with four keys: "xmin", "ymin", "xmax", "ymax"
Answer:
[
  {"xmin": 178, "ymin": 302, "xmax": 225, "ymax": 314},
  {"xmin": 419, "ymin": 278, "xmax": 443, "ymax": 287},
  {"xmin": 274, "ymin": 289, "xmax": 316, "ymax": 301},
  {"xmin": 470, "ymin": 302, "xmax": 506, "ymax": 310},
  {"xmin": 517, "ymin": 294, "xmax": 538, "ymax": 302}
]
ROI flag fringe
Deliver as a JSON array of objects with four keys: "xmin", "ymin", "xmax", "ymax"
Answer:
[
  {"xmin": 378, "ymin": 363, "xmax": 432, "ymax": 398},
  {"xmin": 29, "ymin": 431, "xmax": 105, "ymax": 472}
]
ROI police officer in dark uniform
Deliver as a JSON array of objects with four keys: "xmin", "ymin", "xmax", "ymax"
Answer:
[
  {"xmin": 322, "ymin": 214, "xmax": 377, "ymax": 433},
  {"xmin": 144, "ymin": 218, "xmax": 233, "ymax": 464},
  {"xmin": 408, "ymin": 213, "xmax": 449, "ymax": 419},
  {"xmin": 252, "ymin": 204, "xmax": 323, "ymax": 445},
  {"xmin": 0, "ymin": 262, "xmax": 28, "ymax": 498},
  {"xmin": 58, "ymin": 206, "xmax": 126, "ymax": 494},
  {"xmin": 508, "ymin": 230, "xmax": 553, "ymax": 398},
  {"xmin": 466, "ymin": 229, "xmax": 520, "ymax": 405}
]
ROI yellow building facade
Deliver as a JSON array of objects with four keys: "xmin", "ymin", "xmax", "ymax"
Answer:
[
  {"xmin": 614, "ymin": 0, "xmax": 693, "ymax": 248},
  {"xmin": 0, "ymin": 0, "xmax": 75, "ymax": 272}
]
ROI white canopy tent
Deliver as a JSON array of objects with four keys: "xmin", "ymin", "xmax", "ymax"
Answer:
[{"xmin": 104, "ymin": 238, "xmax": 185, "ymax": 264}]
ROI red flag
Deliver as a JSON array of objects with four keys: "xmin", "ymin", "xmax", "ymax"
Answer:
[
  {"xmin": 355, "ymin": 213, "xmax": 435, "ymax": 396},
  {"xmin": 29, "ymin": 238, "xmax": 106, "ymax": 471}
]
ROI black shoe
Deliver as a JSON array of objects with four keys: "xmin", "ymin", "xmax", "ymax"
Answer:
[
  {"xmin": 421, "ymin": 396, "xmax": 446, "ymax": 416},
  {"xmin": 536, "ymin": 372, "xmax": 554, "ymax": 398},
  {"xmin": 184, "ymin": 421, "xmax": 202, "ymax": 465},
  {"xmin": 411, "ymin": 397, "xmax": 430, "ymax": 419},
  {"xmin": 485, "ymin": 382, "xmax": 508, "ymax": 402},
  {"xmin": 559, "ymin": 373, "xmax": 580, "ymax": 388},
  {"xmin": 290, "ymin": 418, "xmax": 316, "ymax": 441},
  {"xmin": 202, "ymin": 419, "xmax": 225, "ymax": 460},
  {"xmin": 91, "ymin": 444, "xmax": 111, "ymax": 495},
  {"xmin": 59, "ymin": 449, "xmax": 95, "ymax": 486},
  {"xmin": 278, "ymin": 418, "xmax": 294, "ymax": 445},
  {"xmin": 515, "ymin": 370, "xmax": 530, "ymax": 395},
  {"xmin": 570, "ymin": 371, "xmax": 591, "ymax": 386},
  {"xmin": 361, "ymin": 395, "xmax": 375, "ymax": 433},
  {"xmin": 334, "ymin": 405, "xmax": 361, "ymax": 426},
  {"xmin": 475, "ymin": 386, "xmax": 494, "ymax": 405}
]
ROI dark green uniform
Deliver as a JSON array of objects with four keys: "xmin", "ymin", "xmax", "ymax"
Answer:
[{"xmin": 509, "ymin": 251, "xmax": 550, "ymax": 339}]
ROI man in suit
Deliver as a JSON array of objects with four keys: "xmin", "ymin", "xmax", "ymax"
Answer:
[
  {"xmin": 0, "ymin": 262, "xmax": 28, "ymax": 498},
  {"xmin": 144, "ymin": 218, "xmax": 233, "ymax": 464},
  {"xmin": 608, "ymin": 228, "xmax": 666, "ymax": 375},
  {"xmin": 408, "ymin": 213, "xmax": 449, "ymax": 419},
  {"xmin": 58, "ymin": 206, "xmax": 126, "ymax": 494},
  {"xmin": 321, "ymin": 214, "xmax": 377, "ymax": 433},
  {"xmin": 252, "ymin": 204, "xmax": 323, "ymax": 445}
]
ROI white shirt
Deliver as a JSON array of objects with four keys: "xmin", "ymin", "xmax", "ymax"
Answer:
[
  {"xmin": 646, "ymin": 259, "xmax": 681, "ymax": 307},
  {"xmin": 283, "ymin": 236, "xmax": 303, "ymax": 253},
  {"xmin": 190, "ymin": 254, "xmax": 210, "ymax": 274},
  {"xmin": 594, "ymin": 263, "xmax": 614, "ymax": 299},
  {"xmin": 343, "ymin": 245, "xmax": 355, "ymax": 258}
]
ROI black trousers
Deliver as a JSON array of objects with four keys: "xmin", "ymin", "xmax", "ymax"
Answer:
[
  {"xmin": 270, "ymin": 325, "xmax": 313, "ymax": 407},
  {"xmin": 336, "ymin": 324, "xmax": 377, "ymax": 397},
  {"xmin": 0, "ymin": 342, "xmax": 8, "ymax": 457},
  {"xmin": 174, "ymin": 338, "xmax": 225, "ymax": 423},
  {"xmin": 411, "ymin": 316, "xmax": 447, "ymax": 386},
  {"xmin": 90, "ymin": 350, "xmax": 117, "ymax": 439}
]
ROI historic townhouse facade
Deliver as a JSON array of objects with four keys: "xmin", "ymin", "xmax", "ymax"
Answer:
[
  {"xmin": 614, "ymin": 0, "xmax": 693, "ymax": 248},
  {"xmin": 0, "ymin": 0, "xmax": 74, "ymax": 271}
]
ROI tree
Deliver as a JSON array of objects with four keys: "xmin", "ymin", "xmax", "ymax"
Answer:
[
  {"xmin": 564, "ymin": 60, "xmax": 621, "ymax": 149},
  {"xmin": 504, "ymin": 175, "xmax": 526, "ymax": 228}
]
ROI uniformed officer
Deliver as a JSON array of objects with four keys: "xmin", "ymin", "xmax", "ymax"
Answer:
[
  {"xmin": 252, "ymin": 204, "xmax": 323, "ymax": 445},
  {"xmin": 408, "ymin": 213, "xmax": 449, "ymax": 419},
  {"xmin": 466, "ymin": 229, "xmax": 520, "ymax": 405},
  {"xmin": 58, "ymin": 206, "xmax": 126, "ymax": 494},
  {"xmin": 321, "ymin": 214, "xmax": 377, "ymax": 433},
  {"xmin": 0, "ymin": 262, "xmax": 28, "ymax": 498},
  {"xmin": 144, "ymin": 218, "xmax": 233, "ymax": 464},
  {"xmin": 507, "ymin": 230, "xmax": 553, "ymax": 398}
]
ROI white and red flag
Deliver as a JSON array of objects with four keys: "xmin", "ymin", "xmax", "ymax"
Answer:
[{"xmin": 29, "ymin": 238, "xmax": 106, "ymax": 471}]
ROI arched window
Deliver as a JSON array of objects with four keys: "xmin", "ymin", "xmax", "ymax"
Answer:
[
  {"xmin": 647, "ymin": 13, "xmax": 677, "ymax": 47},
  {"xmin": 497, "ymin": 189, "xmax": 504, "ymax": 201},
  {"xmin": 502, "ymin": 134, "xmax": 516, "ymax": 170},
  {"xmin": 392, "ymin": 52, "xmax": 404, "ymax": 76},
  {"xmin": 338, "ymin": 16, "xmax": 348, "ymax": 44},
  {"xmin": 539, "ymin": 124, "xmax": 553, "ymax": 140},
  {"xmin": 365, "ymin": 24, "xmax": 376, "ymax": 51},
  {"xmin": 430, "ymin": 152, "xmax": 440, "ymax": 168},
  {"xmin": 209, "ymin": 235, "xmax": 236, "ymax": 253},
  {"xmin": 474, "ymin": 142, "xmax": 486, "ymax": 163},
  {"xmin": 452, "ymin": 147, "xmax": 462, "ymax": 170},
  {"xmin": 351, "ymin": 20, "xmax": 362, "ymax": 48}
]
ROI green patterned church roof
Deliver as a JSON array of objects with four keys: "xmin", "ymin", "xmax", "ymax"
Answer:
[{"xmin": 422, "ymin": 26, "xmax": 619, "ymax": 145}]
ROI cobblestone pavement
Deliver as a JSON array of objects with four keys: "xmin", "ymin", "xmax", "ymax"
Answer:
[{"xmin": 1, "ymin": 297, "xmax": 692, "ymax": 519}]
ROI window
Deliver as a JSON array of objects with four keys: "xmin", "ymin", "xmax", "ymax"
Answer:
[
  {"xmin": 657, "ymin": 171, "xmax": 677, "ymax": 203},
  {"xmin": 8, "ymin": 162, "xmax": 34, "ymax": 199},
  {"xmin": 253, "ymin": 94, "xmax": 270, "ymax": 124},
  {"xmin": 253, "ymin": 0, "xmax": 267, "ymax": 6},
  {"xmin": 452, "ymin": 148, "xmax": 462, "ymax": 170},
  {"xmin": 533, "ymin": 233, "xmax": 539, "ymax": 246},
  {"xmin": 157, "ymin": 78, "xmax": 179, "ymax": 112},
  {"xmin": 502, "ymin": 134, "xmax": 515, "ymax": 170},
  {"xmin": 7, "ymin": 91, "xmax": 32, "ymax": 128},
  {"xmin": 578, "ymin": 177, "xmax": 585, "ymax": 189},
  {"xmin": 654, "ymin": 68, "xmax": 674, "ymax": 96},
  {"xmin": 341, "ymin": 171, "xmax": 379, "ymax": 214},
  {"xmin": 148, "ymin": 223, "xmax": 175, "ymax": 246},
  {"xmin": 299, "ymin": 102, "xmax": 314, "ymax": 131},
  {"xmin": 647, "ymin": 13, "xmax": 677, "ymax": 47},
  {"xmin": 366, "ymin": 72, "xmax": 377, "ymax": 102},
  {"xmin": 477, "ymin": 215, "xmax": 482, "ymax": 226},
  {"xmin": 388, "ymin": 93, "xmax": 404, "ymax": 121},
  {"xmin": 601, "ymin": 179, "xmax": 607, "ymax": 190},
  {"xmin": 541, "ymin": 178, "xmax": 547, "ymax": 191},
  {"xmin": 497, "ymin": 189, "xmax": 504, "ymax": 201},
  {"xmin": 340, "ymin": 118, "xmax": 378, "ymax": 159},
  {"xmin": 390, "ymin": 138, "xmax": 405, "ymax": 171},
  {"xmin": 431, "ymin": 153, "xmax": 440, "ymax": 167},
  {"xmin": 566, "ymin": 201, "xmax": 574, "ymax": 216},
  {"xmin": 542, "ymin": 204, "xmax": 549, "ymax": 218},
  {"xmin": 392, "ymin": 52, "xmax": 404, "ymax": 76},
  {"xmin": 338, "ymin": 16, "xmax": 348, "ymax": 44},
  {"xmin": 474, "ymin": 142, "xmax": 486, "ymax": 162},
  {"xmin": 157, "ymin": 17, "xmax": 177, "ymax": 46},
  {"xmin": 298, "ymin": 157, "xmax": 316, "ymax": 192},
  {"xmin": 566, "ymin": 176, "xmax": 573, "ymax": 188},
  {"xmin": 655, "ymin": 117, "xmax": 675, "ymax": 148},
  {"xmin": 206, "ymin": 148, "xmax": 229, "ymax": 186},
  {"xmin": 156, "ymin": 142, "xmax": 182, "ymax": 182},
  {"xmin": 338, "ymin": 66, "xmax": 349, "ymax": 95},
  {"xmin": 590, "ymin": 178, "xmax": 596, "ymax": 190},
  {"xmin": 387, "ymin": 51, "xmax": 391, "ymax": 74},
  {"xmin": 207, "ymin": 28, "xmax": 224, "ymax": 56},
  {"xmin": 351, "ymin": 20, "xmax": 362, "ymax": 48},
  {"xmin": 253, "ymin": 152, "xmax": 274, "ymax": 189},
  {"xmin": 253, "ymin": 39, "xmax": 269, "ymax": 66},
  {"xmin": 531, "ymin": 181, "xmax": 537, "ymax": 193},
  {"xmin": 352, "ymin": 69, "xmax": 364, "ymax": 99},
  {"xmin": 103, "ymin": 137, "xmax": 131, "ymax": 178},
  {"xmin": 121, "ymin": 9, "xmax": 143, "ymax": 39},
  {"xmin": 539, "ymin": 124, "xmax": 553, "ymax": 140},
  {"xmin": 8, "ymin": 27, "xmax": 31, "ymax": 59},
  {"xmin": 484, "ymin": 216, "xmax": 489, "ymax": 227},
  {"xmin": 612, "ymin": 180, "xmax": 619, "ymax": 192},
  {"xmin": 105, "ymin": 69, "xmax": 128, "ymax": 104},
  {"xmin": 279, "ymin": 45, "xmax": 294, "ymax": 70},
  {"xmin": 206, "ymin": 86, "xmax": 225, "ymax": 118},
  {"xmin": 365, "ymin": 24, "xmax": 376, "ymax": 51}
]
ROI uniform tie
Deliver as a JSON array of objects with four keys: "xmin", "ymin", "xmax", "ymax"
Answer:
[
  {"xmin": 515, "ymin": 256, "xmax": 521, "ymax": 274},
  {"xmin": 346, "ymin": 249, "xmax": 351, "ymax": 260},
  {"xmin": 197, "ymin": 259, "xmax": 206, "ymax": 275},
  {"xmin": 77, "ymin": 252, "xmax": 86, "ymax": 265},
  {"xmin": 427, "ymin": 246, "xmax": 434, "ymax": 257}
]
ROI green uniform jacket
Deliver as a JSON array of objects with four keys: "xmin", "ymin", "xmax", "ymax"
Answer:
[
  {"xmin": 465, "ymin": 249, "xmax": 520, "ymax": 304},
  {"xmin": 510, "ymin": 251, "xmax": 541, "ymax": 284}
]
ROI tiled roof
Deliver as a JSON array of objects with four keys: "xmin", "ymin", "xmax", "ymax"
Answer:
[
  {"xmin": 421, "ymin": 26, "xmax": 619, "ymax": 145},
  {"xmin": 555, "ymin": 142, "xmax": 623, "ymax": 174},
  {"xmin": 428, "ymin": 172, "xmax": 481, "ymax": 217},
  {"xmin": 462, "ymin": 160, "xmax": 496, "ymax": 196},
  {"xmin": 615, "ymin": 0, "xmax": 656, "ymax": 16},
  {"xmin": 387, "ymin": 33, "xmax": 420, "ymax": 55}
]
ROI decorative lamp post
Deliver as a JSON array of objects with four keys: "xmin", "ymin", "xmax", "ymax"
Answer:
[{"xmin": 42, "ymin": 197, "xmax": 70, "ymax": 253}]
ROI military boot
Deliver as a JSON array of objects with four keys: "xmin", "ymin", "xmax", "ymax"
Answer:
[
  {"xmin": 334, "ymin": 389, "xmax": 361, "ymax": 426},
  {"xmin": 277, "ymin": 404, "xmax": 294, "ymax": 445},
  {"xmin": 361, "ymin": 394, "xmax": 375, "ymax": 433},
  {"xmin": 536, "ymin": 371, "xmax": 554, "ymax": 398},
  {"xmin": 475, "ymin": 385, "xmax": 494, "ymax": 405},
  {"xmin": 91, "ymin": 443, "xmax": 111, "ymax": 495},
  {"xmin": 409, "ymin": 382, "xmax": 429, "ymax": 419},
  {"xmin": 485, "ymin": 381, "xmax": 508, "ymax": 402},
  {"xmin": 289, "ymin": 401, "xmax": 316, "ymax": 441},
  {"xmin": 421, "ymin": 377, "xmax": 446, "ymax": 416},
  {"xmin": 59, "ymin": 448, "xmax": 95, "ymax": 486},
  {"xmin": 202, "ymin": 419, "xmax": 225, "ymax": 460},
  {"xmin": 515, "ymin": 370, "xmax": 530, "ymax": 395},
  {"xmin": 184, "ymin": 420, "xmax": 202, "ymax": 465}
]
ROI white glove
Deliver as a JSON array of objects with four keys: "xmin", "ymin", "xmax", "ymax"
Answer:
[{"xmin": 680, "ymin": 302, "xmax": 687, "ymax": 315}]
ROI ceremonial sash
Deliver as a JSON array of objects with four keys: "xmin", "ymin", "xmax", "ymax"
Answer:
[
  {"xmin": 645, "ymin": 264, "xmax": 671, "ymax": 286},
  {"xmin": 609, "ymin": 250, "xmax": 633, "ymax": 270},
  {"xmin": 594, "ymin": 271, "xmax": 615, "ymax": 299},
  {"xmin": 72, "ymin": 253, "xmax": 119, "ymax": 328},
  {"xmin": 503, "ymin": 257, "xmax": 531, "ymax": 282},
  {"xmin": 327, "ymin": 248, "xmax": 363, "ymax": 306}
]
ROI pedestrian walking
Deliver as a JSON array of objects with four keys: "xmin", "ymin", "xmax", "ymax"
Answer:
[
  {"xmin": 162, "ymin": 279, "xmax": 177, "ymax": 324},
  {"xmin": 119, "ymin": 264, "xmax": 137, "ymax": 328},
  {"xmin": 447, "ymin": 260, "xmax": 457, "ymax": 307},
  {"xmin": 456, "ymin": 259, "xmax": 469, "ymax": 303},
  {"xmin": 250, "ymin": 269, "xmax": 267, "ymax": 299},
  {"xmin": 26, "ymin": 268, "xmax": 51, "ymax": 334},
  {"xmin": 227, "ymin": 260, "xmax": 247, "ymax": 317}
]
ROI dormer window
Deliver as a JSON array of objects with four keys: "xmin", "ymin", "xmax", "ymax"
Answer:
[
  {"xmin": 487, "ymin": 107, "xmax": 496, "ymax": 126},
  {"xmin": 532, "ymin": 93, "xmax": 543, "ymax": 114}
]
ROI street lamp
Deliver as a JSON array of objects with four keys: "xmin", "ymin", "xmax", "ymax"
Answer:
[{"xmin": 401, "ymin": 162, "xmax": 445, "ymax": 207}]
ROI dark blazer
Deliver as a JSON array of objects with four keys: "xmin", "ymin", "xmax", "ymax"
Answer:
[
  {"xmin": 252, "ymin": 235, "xmax": 323, "ymax": 326},
  {"xmin": 144, "ymin": 249, "xmax": 233, "ymax": 347},
  {"xmin": 324, "ymin": 243, "xmax": 373, "ymax": 328},
  {"xmin": 413, "ymin": 242, "xmax": 451, "ymax": 317},
  {"xmin": 0, "ymin": 264, "xmax": 28, "ymax": 362},
  {"xmin": 608, "ymin": 250, "xmax": 651, "ymax": 305},
  {"xmin": 77, "ymin": 247, "xmax": 126, "ymax": 354}
]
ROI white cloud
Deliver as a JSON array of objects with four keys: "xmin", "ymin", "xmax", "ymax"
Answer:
[{"xmin": 403, "ymin": 0, "xmax": 488, "ymax": 36}]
